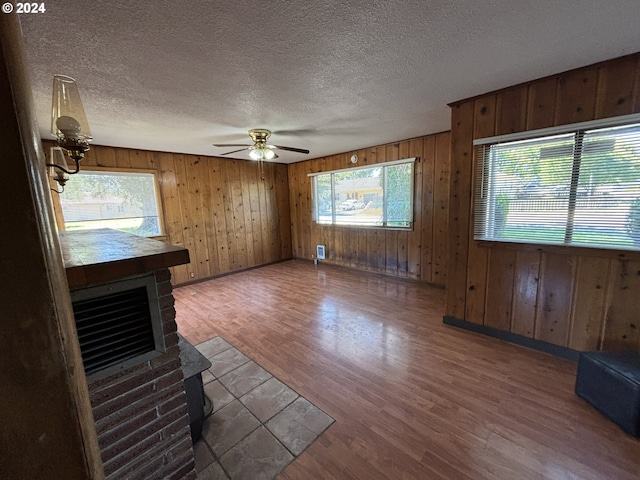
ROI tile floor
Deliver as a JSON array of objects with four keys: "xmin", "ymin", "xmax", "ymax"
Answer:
[{"xmin": 193, "ymin": 336, "xmax": 334, "ymax": 480}]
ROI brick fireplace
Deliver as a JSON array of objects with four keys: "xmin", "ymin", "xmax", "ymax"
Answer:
[{"xmin": 62, "ymin": 230, "xmax": 196, "ymax": 479}]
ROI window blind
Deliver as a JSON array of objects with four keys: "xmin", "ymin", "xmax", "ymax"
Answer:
[{"xmin": 474, "ymin": 119, "xmax": 640, "ymax": 251}]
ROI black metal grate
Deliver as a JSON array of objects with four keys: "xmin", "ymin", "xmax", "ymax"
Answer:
[{"xmin": 72, "ymin": 286, "xmax": 156, "ymax": 375}]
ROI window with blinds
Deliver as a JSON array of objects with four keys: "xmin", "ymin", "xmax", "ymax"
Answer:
[{"xmin": 474, "ymin": 114, "xmax": 640, "ymax": 250}]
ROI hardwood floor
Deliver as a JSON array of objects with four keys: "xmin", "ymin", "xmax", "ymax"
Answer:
[{"xmin": 174, "ymin": 261, "xmax": 640, "ymax": 480}]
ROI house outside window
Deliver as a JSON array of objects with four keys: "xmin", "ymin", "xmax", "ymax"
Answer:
[
  {"xmin": 310, "ymin": 158, "xmax": 415, "ymax": 228},
  {"xmin": 59, "ymin": 168, "xmax": 164, "ymax": 237},
  {"xmin": 474, "ymin": 114, "xmax": 640, "ymax": 251}
]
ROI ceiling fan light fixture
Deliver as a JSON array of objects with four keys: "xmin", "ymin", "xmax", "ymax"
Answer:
[
  {"xmin": 214, "ymin": 128, "xmax": 308, "ymax": 159},
  {"xmin": 263, "ymin": 148, "xmax": 276, "ymax": 160},
  {"xmin": 249, "ymin": 146, "xmax": 276, "ymax": 161},
  {"xmin": 249, "ymin": 148, "xmax": 263, "ymax": 160}
]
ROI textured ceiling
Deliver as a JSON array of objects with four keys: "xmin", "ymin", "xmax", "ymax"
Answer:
[{"xmin": 18, "ymin": 0, "xmax": 640, "ymax": 164}]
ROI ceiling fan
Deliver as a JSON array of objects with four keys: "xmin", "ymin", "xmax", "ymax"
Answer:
[{"xmin": 213, "ymin": 128, "xmax": 310, "ymax": 160}]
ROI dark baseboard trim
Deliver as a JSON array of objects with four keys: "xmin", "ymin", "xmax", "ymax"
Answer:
[
  {"xmin": 291, "ymin": 256, "xmax": 446, "ymax": 289},
  {"xmin": 443, "ymin": 316, "xmax": 580, "ymax": 362},
  {"xmin": 175, "ymin": 258, "xmax": 294, "ymax": 287}
]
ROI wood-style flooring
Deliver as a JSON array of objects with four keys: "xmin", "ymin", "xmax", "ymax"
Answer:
[{"xmin": 174, "ymin": 260, "xmax": 640, "ymax": 480}]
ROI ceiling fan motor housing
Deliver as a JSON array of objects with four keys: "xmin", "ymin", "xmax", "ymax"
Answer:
[{"xmin": 248, "ymin": 128, "xmax": 271, "ymax": 145}]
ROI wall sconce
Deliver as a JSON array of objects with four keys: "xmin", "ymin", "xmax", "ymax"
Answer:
[
  {"xmin": 47, "ymin": 74, "xmax": 92, "ymax": 192},
  {"xmin": 49, "ymin": 147, "xmax": 69, "ymax": 192}
]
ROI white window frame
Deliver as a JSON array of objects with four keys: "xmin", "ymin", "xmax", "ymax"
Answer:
[
  {"xmin": 309, "ymin": 158, "xmax": 415, "ymax": 229},
  {"xmin": 473, "ymin": 113, "xmax": 640, "ymax": 251},
  {"xmin": 58, "ymin": 167, "xmax": 165, "ymax": 238}
]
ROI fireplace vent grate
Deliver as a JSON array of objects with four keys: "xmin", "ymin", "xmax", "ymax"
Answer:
[{"xmin": 71, "ymin": 274, "xmax": 165, "ymax": 379}]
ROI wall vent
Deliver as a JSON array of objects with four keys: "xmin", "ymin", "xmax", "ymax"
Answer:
[
  {"xmin": 316, "ymin": 245, "xmax": 326, "ymax": 260},
  {"xmin": 71, "ymin": 274, "xmax": 165, "ymax": 379}
]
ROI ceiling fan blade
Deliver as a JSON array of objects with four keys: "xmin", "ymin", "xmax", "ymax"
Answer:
[
  {"xmin": 213, "ymin": 144, "xmax": 251, "ymax": 147},
  {"xmin": 219, "ymin": 148, "xmax": 248, "ymax": 155},
  {"xmin": 273, "ymin": 145, "xmax": 310, "ymax": 154},
  {"xmin": 272, "ymin": 129, "xmax": 316, "ymax": 136}
]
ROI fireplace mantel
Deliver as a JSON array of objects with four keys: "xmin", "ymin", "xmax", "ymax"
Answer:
[{"xmin": 60, "ymin": 228, "xmax": 189, "ymax": 288}]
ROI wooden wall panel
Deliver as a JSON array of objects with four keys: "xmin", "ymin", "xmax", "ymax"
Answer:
[
  {"xmin": 595, "ymin": 56, "xmax": 640, "ymax": 118},
  {"xmin": 288, "ymin": 162, "xmax": 301, "ymax": 256},
  {"xmin": 275, "ymin": 163, "xmax": 292, "ymax": 259},
  {"xmin": 432, "ymin": 132, "xmax": 450, "ymax": 285},
  {"xmin": 484, "ymin": 249, "xmax": 516, "ymax": 332},
  {"xmin": 420, "ymin": 136, "xmax": 435, "ymax": 281},
  {"xmin": 535, "ymin": 253, "xmax": 575, "ymax": 346},
  {"xmin": 48, "ymin": 143, "xmax": 292, "ymax": 285},
  {"xmin": 495, "ymin": 85, "xmax": 528, "ymax": 135},
  {"xmin": 197, "ymin": 156, "xmax": 219, "ymax": 276},
  {"xmin": 95, "ymin": 145, "xmax": 117, "ymax": 167},
  {"xmin": 157, "ymin": 151, "xmax": 189, "ymax": 284},
  {"xmin": 446, "ymin": 52, "xmax": 640, "ymax": 352},
  {"xmin": 174, "ymin": 154, "xmax": 198, "ymax": 277},
  {"xmin": 187, "ymin": 155, "xmax": 211, "ymax": 279},
  {"xmin": 287, "ymin": 132, "xmax": 451, "ymax": 286},
  {"xmin": 555, "ymin": 66, "xmax": 599, "ymax": 125},
  {"xmin": 228, "ymin": 159, "xmax": 248, "ymax": 270},
  {"xmin": 447, "ymin": 102, "xmax": 475, "ymax": 308},
  {"xmin": 603, "ymin": 258, "xmax": 640, "ymax": 350},
  {"xmin": 407, "ymin": 138, "xmax": 424, "ymax": 277},
  {"xmin": 510, "ymin": 250, "xmax": 541, "ymax": 338},
  {"xmin": 568, "ymin": 257, "xmax": 611, "ymax": 351},
  {"xmin": 465, "ymin": 96, "xmax": 496, "ymax": 324},
  {"xmin": 526, "ymin": 77, "xmax": 557, "ymax": 130},
  {"xmin": 115, "ymin": 148, "xmax": 131, "ymax": 168},
  {"xmin": 212, "ymin": 157, "xmax": 231, "ymax": 273},
  {"xmin": 397, "ymin": 141, "xmax": 410, "ymax": 277},
  {"xmin": 374, "ymin": 228, "xmax": 386, "ymax": 272}
]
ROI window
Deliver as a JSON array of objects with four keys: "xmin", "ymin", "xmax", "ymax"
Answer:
[
  {"xmin": 59, "ymin": 169, "xmax": 164, "ymax": 237},
  {"xmin": 474, "ymin": 114, "xmax": 640, "ymax": 250},
  {"xmin": 310, "ymin": 158, "xmax": 415, "ymax": 228}
]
